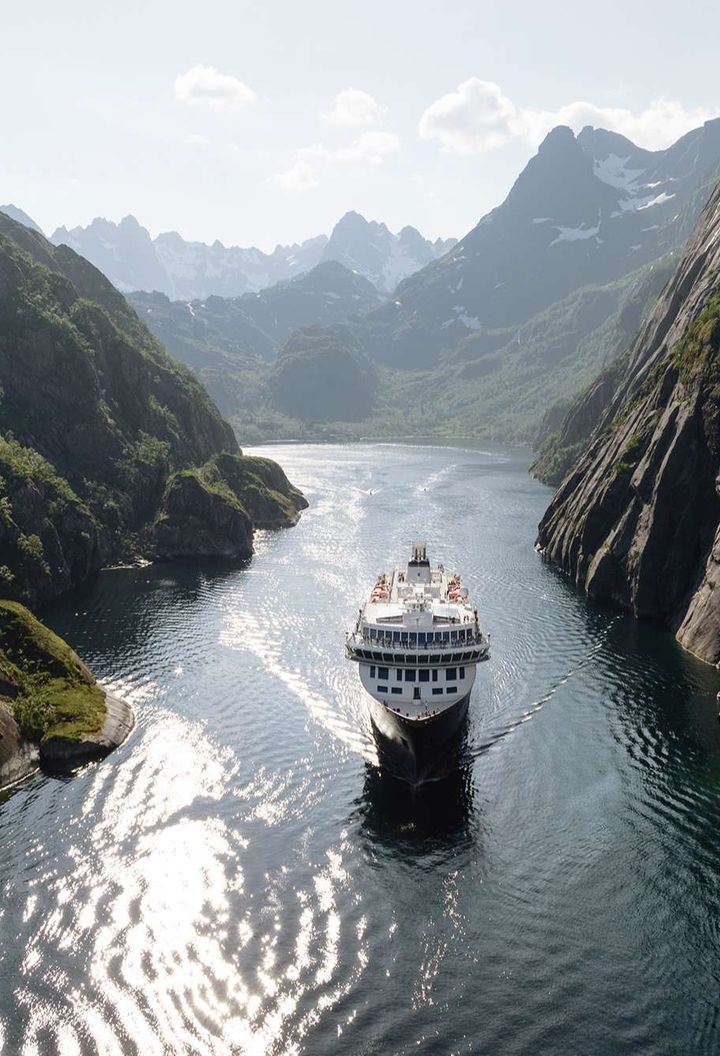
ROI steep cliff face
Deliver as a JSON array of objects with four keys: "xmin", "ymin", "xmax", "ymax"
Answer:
[
  {"xmin": 153, "ymin": 453, "xmax": 308, "ymax": 559},
  {"xmin": 537, "ymin": 181, "xmax": 720, "ymax": 664},
  {"xmin": 0, "ymin": 213, "xmax": 306, "ymax": 605}
]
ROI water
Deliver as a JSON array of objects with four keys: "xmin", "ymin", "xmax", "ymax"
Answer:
[{"xmin": 1, "ymin": 442, "xmax": 719, "ymax": 1056}]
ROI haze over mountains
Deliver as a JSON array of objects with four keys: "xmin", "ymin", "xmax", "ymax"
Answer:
[
  {"xmin": 35, "ymin": 211, "xmax": 455, "ymax": 299},
  {"xmin": 114, "ymin": 118, "xmax": 720, "ymax": 443},
  {"xmin": 359, "ymin": 119, "xmax": 720, "ymax": 367},
  {"xmin": 6, "ymin": 118, "xmax": 720, "ymax": 447}
]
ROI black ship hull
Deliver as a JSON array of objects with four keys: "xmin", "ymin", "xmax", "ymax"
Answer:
[{"xmin": 368, "ymin": 693, "xmax": 470, "ymax": 784}]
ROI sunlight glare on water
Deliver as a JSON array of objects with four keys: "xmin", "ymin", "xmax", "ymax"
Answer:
[{"xmin": 1, "ymin": 442, "xmax": 719, "ymax": 1056}]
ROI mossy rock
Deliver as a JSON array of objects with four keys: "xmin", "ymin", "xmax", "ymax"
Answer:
[{"xmin": 0, "ymin": 599, "xmax": 105, "ymax": 744}]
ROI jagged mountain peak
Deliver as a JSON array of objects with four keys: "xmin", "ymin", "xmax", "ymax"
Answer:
[
  {"xmin": 44, "ymin": 209, "xmax": 447, "ymax": 299},
  {"xmin": 366, "ymin": 117, "xmax": 720, "ymax": 364},
  {"xmin": 537, "ymin": 124, "xmax": 577, "ymax": 154},
  {"xmin": 323, "ymin": 212, "xmax": 449, "ymax": 292},
  {"xmin": 576, "ymin": 125, "xmax": 650, "ymax": 162}
]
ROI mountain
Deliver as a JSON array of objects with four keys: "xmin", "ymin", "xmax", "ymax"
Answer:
[
  {"xmin": 127, "ymin": 260, "xmax": 383, "ymax": 418},
  {"xmin": 0, "ymin": 205, "xmax": 43, "ymax": 234},
  {"xmin": 49, "ymin": 211, "xmax": 452, "ymax": 299},
  {"xmin": 52, "ymin": 214, "xmax": 174, "ymax": 295},
  {"xmin": 360, "ymin": 119, "xmax": 720, "ymax": 368},
  {"xmin": 270, "ymin": 325, "xmax": 378, "ymax": 422},
  {"xmin": 0, "ymin": 212, "xmax": 306, "ymax": 606},
  {"xmin": 536, "ymin": 176, "xmax": 720, "ymax": 664},
  {"xmin": 153, "ymin": 230, "xmax": 328, "ymax": 300},
  {"xmin": 321, "ymin": 211, "xmax": 455, "ymax": 292},
  {"xmin": 125, "ymin": 247, "xmax": 678, "ymax": 446}
]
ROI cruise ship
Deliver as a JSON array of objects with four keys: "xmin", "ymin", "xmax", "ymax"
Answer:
[{"xmin": 346, "ymin": 541, "xmax": 489, "ymax": 780}]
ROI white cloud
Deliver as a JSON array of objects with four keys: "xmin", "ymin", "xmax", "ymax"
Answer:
[
  {"xmin": 419, "ymin": 78, "xmax": 714, "ymax": 154},
  {"xmin": 273, "ymin": 160, "xmax": 319, "ymax": 193},
  {"xmin": 419, "ymin": 80, "xmax": 518, "ymax": 154},
  {"xmin": 174, "ymin": 65, "xmax": 256, "ymax": 108},
  {"xmin": 302, "ymin": 131, "xmax": 400, "ymax": 167},
  {"xmin": 326, "ymin": 88, "xmax": 385, "ymax": 127},
  {"xmin": 275, "ymin": 130, "xmax": 399, "ymax": 193}
]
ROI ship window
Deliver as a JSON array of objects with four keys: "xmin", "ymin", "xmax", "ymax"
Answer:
[
  {"xmin": 383, "ymin": 653, "xmax": 393, "ymax": 662},
  {"xmin": 447, "ymin": 686, "xmax": 457, "ymax": 694},
  {"xmin": 396, "ymin": 669, "xmax": 403, "ymax": 681},
  {"xmin": 370, "ymin": 666, "xmax": 376, "ymax": 678},
  {"xmin": 378, "ymin": 686, "xmax": 388, "ymax": 693},
  {"xmin": 442, "ymin": 632, "xmax": 450, "ymax": 643},
  {"xmin": 446, "ymin": 668, "xmax": 457, "ymax": 681},
  {"xmin": 408, "ymin": 633, "xmax": 416, "ymax": 644},
  {"xmin": 394, "ymin": 653, "xmax": 404, "ymax": 663},
  {"xmin": 472, "ymin": 651, "xmax": 480, "ymax": 660},
  {"xmin": 452, "ymin": 653, "xmax": 462, "ymax": 661},
  {"xmin": 432, "ymin": 688, "xmax": 443, "ymax": 696},
  {"xmin": 401, "ymin": 633, "xmax": 409, "ymax": 645},
  {"xmin": 372, "ymin": 652, "xmax": 382, "ymax": 661},
  {"xmin": 418, "ymin": 633, "xmax": 426, "ymax": 645},
  {"xmin": 417, "ymin": 655, "xmax": 428, "ymax": 664},
  {"xmin": 459, "ymin": 667, "xmax": 465, "ymax": 679},
  {"xmin": 419, "ymin": 670, "xmax": 430, "ymax": 682},
  {"xmin": 369, "ymin": 629, "xmax": 376, "ymax": 639},
  {"xmin": 391, "ymin": 687, "xmax": 402, "ymax": 695},
  {"xmin": 413, "ymin": 688, "xmax": 421, "ymax": 700},
  {"xmin": 432, "ymin": 670, "xmax": 438, "ymax": 682},
  {"xmin": 405, "ymin": 670, "xmax": 416, "ymax": 683},
  {"xmin": 378, "ymin": 667, "xmax": 389, "ymax": 681}
]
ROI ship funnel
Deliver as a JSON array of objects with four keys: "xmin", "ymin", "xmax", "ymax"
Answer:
[{"xmin": 411, "ymin": 540, "xmax": 427, "ymax": 563}]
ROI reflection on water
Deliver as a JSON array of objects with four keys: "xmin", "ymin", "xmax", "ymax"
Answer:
[
  {"xmin": 0, "ymin": 442, "xmax": 719, "ymax": 1056},
  {"xmin": 358, "ymin": 763, "xmax": 477, "ymax": 852}
]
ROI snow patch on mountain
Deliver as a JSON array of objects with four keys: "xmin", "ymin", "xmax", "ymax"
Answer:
[
  {"xmin": 593, "ymin": 154, "xmax": 646, "ymax": 193},
  {"xmin": 550, "ymin": 223, "xmax": 601, "ymax": 245}
]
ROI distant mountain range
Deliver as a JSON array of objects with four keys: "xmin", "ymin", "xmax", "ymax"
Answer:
[
  {"xmin": 0, "ymin": 205, "xmax": 455, "ymax": 298},
  {"xmin": 6, "ymin": 118, "xmax": 720, "ymax": 447}
]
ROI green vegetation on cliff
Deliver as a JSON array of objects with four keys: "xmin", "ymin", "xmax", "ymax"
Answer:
[
  {"xmin": 0, "ymin": 212, "xmax": 306, "ymax": 604},
  {"xmin": 671, "ymin": 291, "xmax": 720, "ymax": 383},
  {"xmin": 154, "ymin": 452, "xmax": 308, "ymax": 558},
  {"xmin": 0, "ymin": 600, "xmax": 104, "ymax": 743},
  {"xmin": 536, "ymin": 178, "xmax": 720, "ymax": 664}
]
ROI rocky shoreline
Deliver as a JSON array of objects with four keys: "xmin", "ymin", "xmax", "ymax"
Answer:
[
  {"xmin": 0, "ymin": 688, "xmax": 135, "ymax": 793},
  {"xmin": 40, "ymin": 690, "xmax": 135, "ymax": 775}
]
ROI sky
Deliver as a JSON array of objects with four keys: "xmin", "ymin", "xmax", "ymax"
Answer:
[{"xmin": 2, "ymin": 0, "xmax": 720, "ymax": 251}]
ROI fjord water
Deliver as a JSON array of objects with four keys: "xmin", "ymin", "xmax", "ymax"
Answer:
[{"xmin": 1, "ymin": 443, "xmax": 719, "ymax": 1056}]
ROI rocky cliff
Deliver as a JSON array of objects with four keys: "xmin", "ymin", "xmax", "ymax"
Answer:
[
  {"xmin": 154, "ymin": 453, "xmax": 307, "ymax": 558},
  {"xmin": 0, "ymin": 212, "xmax": 306, "ymax": 605},
  {"xmin": 537, "ymin": 180, "xmax": 720, "ymax": 664}
]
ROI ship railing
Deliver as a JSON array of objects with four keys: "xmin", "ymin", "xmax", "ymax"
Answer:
[{"xmin": 346, "ymin": 631, "xmax": 485, "ymax": 650}]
